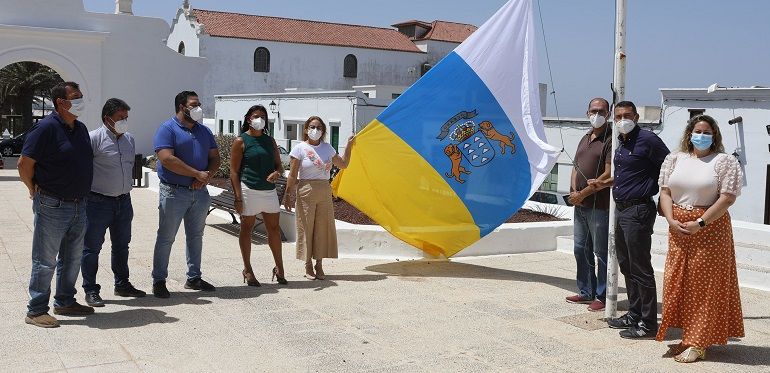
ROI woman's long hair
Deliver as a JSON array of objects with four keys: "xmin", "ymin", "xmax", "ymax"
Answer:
[
  {"xmin": 240, "ymin": 105, "xmax": 269, "ymax": 135},
  {"xmin": 678, "ymin": 114, "xmax": 724, "ymax": 153}
]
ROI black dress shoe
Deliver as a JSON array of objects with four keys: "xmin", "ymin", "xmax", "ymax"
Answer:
[
  {"xmin": 619, "ymin": 325, "xmax": 658, "ymax": 339},
  {"xmin": 184, "ymin": 277, "xmax": 215, "ymax": 291},
  {"xmin": 84, "ymin": 293, "xmax": 105, "ymax": 307},
  {"xmin": 607, "ymin": 313, "xmax": 637, "ymax": 329},
  {"xmin": 114, "ymin": 283, "xmax": 147, "ymax": 298},
  {"xmin": 153, "ymin": 281, "xmax": 170, "ymax": 298}
]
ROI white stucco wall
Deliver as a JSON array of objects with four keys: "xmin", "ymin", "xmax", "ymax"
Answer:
[
  {"xmin": 214, "ymin": 89, "xmax": 393, "ymax": 154},
  {"xmin": 414, "ymin": 40, "xmax": 461, "ymax": 66},
  {"xmin": 166, "ymin": 8, "xmax": 200, "ymax": 57},
  {"xmin": 0, "ymin": 0, "xmax": 207, "ymax": 157},
  {"xmin": 167, "ymin": 12, "xmax": 427, "ymax": 116}
]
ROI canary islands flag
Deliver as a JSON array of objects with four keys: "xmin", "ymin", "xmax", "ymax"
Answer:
[{"xmin": 332, "ymin": 0, "xmax": 560, "ymax": 257}]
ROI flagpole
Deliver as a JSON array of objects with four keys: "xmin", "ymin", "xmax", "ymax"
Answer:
[{"xmin": 604, "ymin": 0, "xmax": 626, "ymax": 320}]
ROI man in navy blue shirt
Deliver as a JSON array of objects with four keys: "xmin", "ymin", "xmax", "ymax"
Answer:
[
  {"xmin": 592, "ymin": 101, "xmax": 670, "ymax": 339},
  {"xmin": 151, "ymin": 91, "xmax": 221, "ymax": 298},
  {"xmin": 18, "ymin": 81, "xmax": 95, "ymax": 328}
]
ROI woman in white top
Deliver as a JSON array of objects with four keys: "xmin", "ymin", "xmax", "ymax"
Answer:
[
  {"xmin": 282, "ymin": 116, "xmax": 355, "ymax": 280},
  {"xmin": 656, "ymin": 114, "xmax": 744, "ymax": 363}
]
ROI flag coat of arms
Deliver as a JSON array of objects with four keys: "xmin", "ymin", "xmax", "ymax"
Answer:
[{"xmin": 332, "ymin": 0, "xmax": 560, "ymax": 257}]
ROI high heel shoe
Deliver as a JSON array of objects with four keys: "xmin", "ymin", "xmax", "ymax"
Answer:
[
  {"xmin": 242, "ymin": 269, "xmax": 261, "ymax": 287},
  {"xmin": 272, "ymin": 267, "xmax": 288, "ymax": 285}
]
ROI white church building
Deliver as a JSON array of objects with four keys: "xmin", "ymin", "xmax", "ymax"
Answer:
[
  {"xmin": 166, "ymin": 1, "xmax": 476, "ymax": 120},
  {"xmin": 0, "ymin": 0, "xmax": 206, "ymax": 156}
]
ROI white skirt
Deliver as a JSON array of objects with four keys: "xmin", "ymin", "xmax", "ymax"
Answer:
[{"xmin": 240, "ymin": 185, "xmax": 280, "ymax": 215}]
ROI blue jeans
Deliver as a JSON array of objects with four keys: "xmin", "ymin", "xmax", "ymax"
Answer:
[
  {"xmin": 152, "ymin": 184, "xmax": 210, "ymax": 283},
  {"xmin": 573, "ymin": 206, "xmax": 609, "ymax": 303},
  {"xmin": 28, "ymin": 192, "xmax": 88, "ymax": 316},
  {"xmin": 81, "ymin": 193, "xmax": 133, "ymax": 294}
]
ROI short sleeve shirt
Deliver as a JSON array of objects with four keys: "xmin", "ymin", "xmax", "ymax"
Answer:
[
  {"xmin": 21, "ymin": 112, "xmax": 93, "ymax": 199},
  {"xmin": 573, "ymin": 128, "xmax": 612, "ymax": 210},
  {"xmin": 153, "ymin": 117, "xmax": 217, "ymax": 186},
  {"xmin": 90, "ymin": 125, "xmax": 135, "ymax": 196},
  {"xmin": 289, "ymin": 141, "xmax": 337, "ymax": 180}
]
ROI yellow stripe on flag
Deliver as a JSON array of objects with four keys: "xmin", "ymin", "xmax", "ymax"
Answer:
[{"xmin": 332, "ymin": 120, "xmax": 480, "ymax": 257}]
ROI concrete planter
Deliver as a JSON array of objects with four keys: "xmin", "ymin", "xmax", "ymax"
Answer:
[{"xmin": 336, "ymin": 219, "xmax": 573, "ymax": 259}]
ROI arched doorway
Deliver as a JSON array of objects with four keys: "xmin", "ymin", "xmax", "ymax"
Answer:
[{"xmin": 0, "ymin": 61, "xmax": 64, "ymax": 143}]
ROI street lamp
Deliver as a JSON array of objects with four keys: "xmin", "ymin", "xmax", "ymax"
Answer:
[{"xmin": 269, "ymin": 100, "xmax": 277, "ymax": 114}]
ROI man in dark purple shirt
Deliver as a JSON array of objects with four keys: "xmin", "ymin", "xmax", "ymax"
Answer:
[{"xmin": 593, "ymin": 101, "xmax": 669, "ymax": 339}]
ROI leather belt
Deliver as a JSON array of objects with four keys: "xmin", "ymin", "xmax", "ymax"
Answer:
[
  {"xmin": 615, "ymin": 197, "xmax": 652, "ymax": 211},
  {"xmin": 90, "ymin": 191, "xmax": 129, "ymax": 199},
  {"xmin": 38, "ymin": 189, "xmax": 84, "ymax": 203}
]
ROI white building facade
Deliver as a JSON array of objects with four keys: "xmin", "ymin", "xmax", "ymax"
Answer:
[
  {"xmin": 214, "ymin": 86, "xmax": 397, "ymax": 156},
  {"xmin": 166, "ymin": 4, "xmax": 476, "ymax": 118},
  {"xmin": 0, "ymin": 0, "xmax": 207, "ymax": 156}
]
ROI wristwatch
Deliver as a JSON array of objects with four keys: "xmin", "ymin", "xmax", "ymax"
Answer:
[{"xmin": 696, "ymin": 218, "xmax": 706, "ymax": 227}]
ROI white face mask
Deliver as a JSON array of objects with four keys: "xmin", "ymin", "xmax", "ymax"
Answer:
[
  {"xmin": 616, "ymin": 118, "xmax": 636, "ymax": 134},
  {"xmin": 110, "ymin": 118, "xmax": 129, "ymax": 134},
  {"xmin": 187, "ymin": 106, "xmax": 204, "ymax": 122},
  {"xmin": 250, "ymin": 118, "xmax": 265, "ymax": 130},
  {"xmin": 307, "ymin": 128, "xmax": 323, "ymax": 141},
  {"xmin": 589, "ymin": 113, "xmax": 606, "ymax": 129},
  {"xmin": 68, "ymin": 98, "xmax": 85, "ymax": 117}
]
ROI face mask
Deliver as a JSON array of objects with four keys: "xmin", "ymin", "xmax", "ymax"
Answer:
[
  {"xmin": 589, "ymin": 114, "xmax": 606, "ymax": 129},
  {"xmin": 308, "ymin": 128, "xmax": 323, "ymax": 141},
  {"xmin": 68, "ymin": 98, "xmax": 85, "ymax": 117},
  {"xmin": 615, "ymin": 119, "xmax": 636, "ymax": 134},
  {"xmin": 250, "ymin": 118, "xmax": 265, "ymax": 130},
  {"xmin": 110, "ymin": 118, "xmax": 129, "ymax": 134},
  {"xmin": 690, "ymin": 133, "xmax": 713, "ymax": 151},
  {"xmin": 187, "ymin": 106, "xmax": 204, "ymax": 122}
]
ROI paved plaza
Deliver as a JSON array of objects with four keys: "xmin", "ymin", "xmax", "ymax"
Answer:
[{"xmin": 0, "ymin": 167, "xmax": 768, "ymax": 372}]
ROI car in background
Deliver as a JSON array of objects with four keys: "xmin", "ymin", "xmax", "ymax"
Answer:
[
  {"xmin": 529, "ymin": 191, "xmax": 569, "ymax": 206},
  {"xmin": 0, "ymin": 131, "xmax": 26, "ymax": 157}
]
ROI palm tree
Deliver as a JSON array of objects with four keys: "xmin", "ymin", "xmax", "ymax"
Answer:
[{"xmin": 0, "ymin": 61, "xmax": 63, "ymax": 134}]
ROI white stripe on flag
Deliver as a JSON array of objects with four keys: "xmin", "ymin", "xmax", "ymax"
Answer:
[{"xmin": 454, "ymin": 0, "xmax": 560, "ymax": 196}]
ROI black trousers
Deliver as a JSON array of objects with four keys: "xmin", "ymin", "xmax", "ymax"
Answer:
[{"xmin": 615, "ymin": 200, "xmax": 657, "ymax": 329}]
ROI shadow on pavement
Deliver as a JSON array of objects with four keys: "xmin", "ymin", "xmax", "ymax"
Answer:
[
  {"xmin": 0, "ymin": 175, "xmax": 21, "ymax": 182},
  {"xmin": 365, "ymin": 261, "xmax": 617, "ymax": 293},
  {"xmin": 58, "ymin": 308, "xmax": 178, "ymax": 329},
  {"xmin": 707, "ymin": 344, "xmax": 770, "ymax": 366}
]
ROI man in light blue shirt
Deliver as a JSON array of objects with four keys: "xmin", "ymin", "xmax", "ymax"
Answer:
[{"xmin": 81, "ymin": 98, "xmax": 146, "ymax": 308}]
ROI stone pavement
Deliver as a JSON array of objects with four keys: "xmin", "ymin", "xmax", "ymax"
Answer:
[{"xmin": 0, "ymin": 167, "xmax": 768, "ymax": 372}]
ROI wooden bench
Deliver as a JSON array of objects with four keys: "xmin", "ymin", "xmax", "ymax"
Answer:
[{"xmin": 208, "ymin": 176, "xmax": 288, "ymax": 241}]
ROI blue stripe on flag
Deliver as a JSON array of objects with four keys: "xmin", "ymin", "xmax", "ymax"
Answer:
[{"xmin": 376, "ymin": 52, "xmax": 533, "ymax": 236}]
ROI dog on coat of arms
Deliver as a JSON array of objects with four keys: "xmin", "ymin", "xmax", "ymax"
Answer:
[
  {"xmin": 479, "ymin": 121, "xmax": 516, "ymax": 155},
  {"xmin": 443, "ymin": 144, "xmax": 471, "ymax": 183}
]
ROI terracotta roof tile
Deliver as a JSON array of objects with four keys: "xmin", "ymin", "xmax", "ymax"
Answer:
[
  {"xmin": 191, "ymin": 9, "xmax": 424, "ymax": 54},
  {"xmin": 419, "ymin": 21, "xmax": 477, "ymax": 43}
]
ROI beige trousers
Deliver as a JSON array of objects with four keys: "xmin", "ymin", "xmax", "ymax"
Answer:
[{"xmin": 295, "ymin": 180, "xmax": 338, "ymax": 261}]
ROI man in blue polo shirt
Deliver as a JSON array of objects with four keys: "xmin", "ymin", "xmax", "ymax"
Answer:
[
  {"xmin": 18, "ymin": 81, "xmax": 95, "ymax": 328},
  {"xmin": 591, "ymin": 100, "xmax": 670, "ymax": 339},
  {"xmin": 151, "ymin": 91, "xmax": 221, "ymax": 298}
]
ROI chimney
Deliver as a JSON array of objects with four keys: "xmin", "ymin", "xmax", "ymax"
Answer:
[{"xmin": 115, "ymin": 0, "xmax": 133, "ymax": 15}]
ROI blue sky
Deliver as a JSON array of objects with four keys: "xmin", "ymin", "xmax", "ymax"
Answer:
[{"xmin": 83, "ymin": 0, "xmax": 770, "ymax": 117}]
